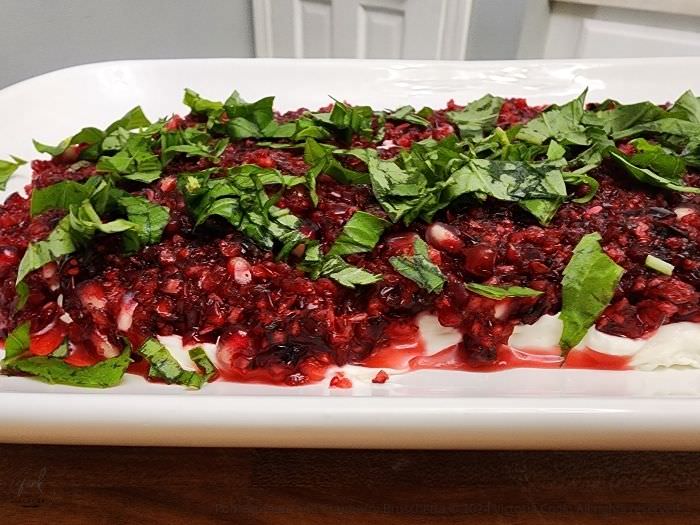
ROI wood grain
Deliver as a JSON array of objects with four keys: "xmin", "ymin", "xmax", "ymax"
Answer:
[{"xmin": 2, "ymin": 446, "xmax": 700, "ymax": 524}]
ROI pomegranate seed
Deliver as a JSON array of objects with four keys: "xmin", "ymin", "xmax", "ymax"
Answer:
[
  {"xmin": 41, "ymin": 262, "xmax": 60, "ymax": 290},
  {"xmin": 90, "ymin": 331, "xmax": 120, "ymax": 358},
  {"xmin": 255, "ymin": 156, "xmax": 276, "ymax": 168},
  {"xmin": 227, "ymin": 257, "xmax": 252, "ymax": 284},
  {"xmin": 78, "ymin": 281, "xmax": 107, "ymax": 310},
  {"xmin": 116, "ymin": 293, "xmax": 138, "ymax": 332},
  {"xmin": 0, "ymin": 246, "xmax": 19, "ymax": 268},
  {"xmin": 161, "ymin": 278, "xmax": 182, "ymax": 295},
  {"xmin": 159, "ymin": 176, "xmax": 177, "ymax": 192},
  {"xmin": 617, "ymin": 142, "xmax": 636, "ymax": 155},
  {"xmin": 56, "ymin": 144, "xmax": 81, "ymax": 163},
  {"xmin": 426, "ymin": 222, "xmax": 464, "ymax": 253}
]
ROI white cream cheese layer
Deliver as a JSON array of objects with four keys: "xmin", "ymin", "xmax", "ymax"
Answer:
[
  {"xmin": 507, "ymin": 314, "xmax": 700, "ymax": 369},
  {"xmin": 151, "ymin": 314, "xmax": 700, "ymax": 375},
  {"xmin": 630, "ymin": 323, "xmax": 700, "ymax": 370}
]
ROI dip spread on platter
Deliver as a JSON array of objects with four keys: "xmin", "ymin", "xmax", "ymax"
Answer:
[{"xmin": 0, "ymin": 89, "xmax": 698, "ymax": 388}]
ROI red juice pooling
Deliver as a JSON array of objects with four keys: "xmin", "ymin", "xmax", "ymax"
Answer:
[{"xmin": 0, "ymin": 92, "xmax": 698, "ymax": 387}]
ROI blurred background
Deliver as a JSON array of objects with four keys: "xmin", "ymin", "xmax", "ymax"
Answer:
[{"xmin": 1, "ymin": 0, "xmax": 699, "ymax": 89}]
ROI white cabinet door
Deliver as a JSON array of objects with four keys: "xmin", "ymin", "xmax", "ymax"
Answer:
[
  {"xmin": 575, "ymin": 18, "xmax": 700, "ymax": 57},
  {"xmin": 253, "ymin": 0, "xmax": 473, "ymax": 59},
  {"xmin": 519, "ymin": 1, "xmax": 700, "ymax": 59}
]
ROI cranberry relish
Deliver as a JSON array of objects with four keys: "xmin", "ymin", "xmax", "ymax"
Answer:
[{"xmin": 0, "ymin": 89, "xmax": 699, "ymax": 388}]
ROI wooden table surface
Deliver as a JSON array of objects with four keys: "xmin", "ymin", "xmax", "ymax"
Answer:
[{"xmin": 2, "ymin": 446, "xmax": 700, "ymax": 524}]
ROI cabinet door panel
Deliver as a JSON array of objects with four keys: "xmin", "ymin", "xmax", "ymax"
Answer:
[
  {"xmin": 253, "ymin": 0, "xmax": 472, "ymax": 59},
  {"xmin": 577, "ymin": 18, "xmax": 700, "ymax": 57}
]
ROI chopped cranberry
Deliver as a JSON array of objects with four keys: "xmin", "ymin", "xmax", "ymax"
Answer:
[
  {"xmin": 29, "ymin": 320, "xmax": 66, "ymax": 356},
  {"xmin": 463, "ymin": 245, "xmax": 496, "ymax": 277},
  {"xmin": 372, "ymin": 370, "xmax": 389, "ymax": 384},
  {"xmin": 329, "ymin": 373, "xmax": 353, "ymax": 389},
  {"xmin": 163, "ymin": 115, "xmax": 185, "ymax": 131}
]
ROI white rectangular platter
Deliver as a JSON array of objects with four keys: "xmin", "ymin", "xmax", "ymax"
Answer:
[{"xmin": 1, "ymin": 57, "xmax": 700, "ymax": 449}]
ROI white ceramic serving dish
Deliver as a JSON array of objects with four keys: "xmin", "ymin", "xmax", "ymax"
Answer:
[{"xmin": 1, "ymin": 57, "xmax": 700, "ymax": 449}]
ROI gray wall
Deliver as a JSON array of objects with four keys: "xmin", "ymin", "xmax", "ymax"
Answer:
[
  {"xmin": 0, "ymin": 0, "xmax": 255, "ymax": 88},
  {"xmin": 0, "ymin": 0, "xmax": 530, "ymax": 89},
  {"xmin": 467, "ymin": 0, "xmax": 530, "ymax": 60}
]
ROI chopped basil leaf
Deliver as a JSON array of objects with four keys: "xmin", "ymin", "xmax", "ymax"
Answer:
[
  {"xmin": 30, "ymin": 177, "xmax": 104, "ymax": 216},
  {"xmin": 299, "ymin": 239, "xmax": 383, "ymax": 289},
  {"xmin": 449, "ymin": 159, "xmax": 567, "ymax": 202},
  {"xmin": 612, "ymin": 118, "xmax": 700, "ymax": 141},
  {"xmin": 327, "ymin": 211, "xmax": 390, "ymax": 257},
  {"xmin": 161, "ymin": 126, "xmax": 229, "ymax": 165},
  {"xmin": 139, "ymin": 338, "xmax": 205, "ymax": 389},
  {"xmin": 628, "ymin": 138, "xmax": 685, "ymax": 181},
  {"xmin": 563, "ymin": 171, "xmax": 600, "ymax": 204},
  {"xmin": 546, "ymin": 140, "xmax": 566, "ymax": 161},
  {"xmin": 0, "ymin": 156, "xmax": 26, "ymax": 191},
  {"xmin": 112, "ymin": 192, "xmax": 170, "ymax": 249},
  {"xmin": 33, "ymin": 106, "xmax": 150, "ymax": 160},
  {"xmin": 228, "ymin": 118, "xmax": 261, "ymax": 139},
  {"xmin": 519, "ymin": 198, "xmax": 563, "ymax": 225},
  {"xmin": 317, "ymin": 256, "xmax": 383, "ymax": 288},
  {"xmin": 16, "ymin": 216, "xmax": 76, "ymax": 284},
  {"xmin": 302, "ymin": 138, "xmax": 325, "ymax": 205},
  {"xmin": 50, "ymin": 339, "xmax": 69, "ymax": 358},
  {"xmin": 465, "ymin": 283, "xmax": 543, "ymax": 300},
  {"xmin": 559, "ymin": 233, "xmax": 624, "ymax": 351},
  {"xmin": 105, "ymin": 107, "xmax": 151, "ymax": 135},
  {"xmin": 571, "ymin": 126, "xmax": 614, "ymax": 170},
  {"xmin": 15, "ymin": 281, "xmax": 29, "ymax": 311},
  {"xmin": 670, "ymin": 89, "xmax": 700, "ymax": 124},
  {"xmin": 222, "ymin": 91, "xmax": 276, "ymax": 139},
  {"xmin": 189, "ymin": 347, "xmax": 218, "ymax": 381},
  {"xmin": 581, "ymin": 101, "xmax": 665, "ymax": 134},
  {"xmin": 66, "ymin": 200, "xmax": 136, "ymax": 240},
  {"xmin": 16, "ymin": 192, "xmax": 165, "ymax": 284},
  {"xmin": 312, "ymin": 99, "xmax": 374, "ymax": 143},
  {"xmin": 683, "ymin": 138, "xmax": 700, "ymax": 168},
  {"xmin": 609, "ymin": 149, "xmax": 699, "ymax": 194},
  {"xmin": 183, "ymin": 88, "xmax": 224, "ymax": 127},
  {"xmin": 447, "ymin": 159, "xmax": 567, "ymax": 224},
  {"xmin": 96, "ymin": 134, "xmax": 162, "ymax": 183},
  {"xmin": 446, "ymin": 94, "xmax": 504, "ymax": 140},
  {"xmin": 365, "ymin": 152, "xmax": 427, "ymax": 223},
  {"xmin": 3, "ymin": 321, "xmax": 30, "ymax": 359},
  {"xmin": 182, "ymin": 166, "xmax": 307, "ymax": 258},
  {"xmin": 389, "ymin": 237, "xmax": 445, "ymax": 293},
  {"xmin": 268, "ymin": 117, "xmax": 331, "ymax": 142},
  {"xmin": 645, "ymin": 254, "xmax": 674, "ymax": 276},
  {"xmin": 386, "ymin": 106, "xmax": 431, "ymax": 127},
  {"xmin": 304, "ymin": 139, "xmax": 370, "ymax": 186},
  {"xmin": 3, "ymin": 346, "xmax": 131, "ymax": 388},
  {"xmin": 517, "ymin": 90, "xmax": 588, "ymax": 146},
  {"xmin": 33, "ymin": 129, "xmax": 101, "ymax": 157}
]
